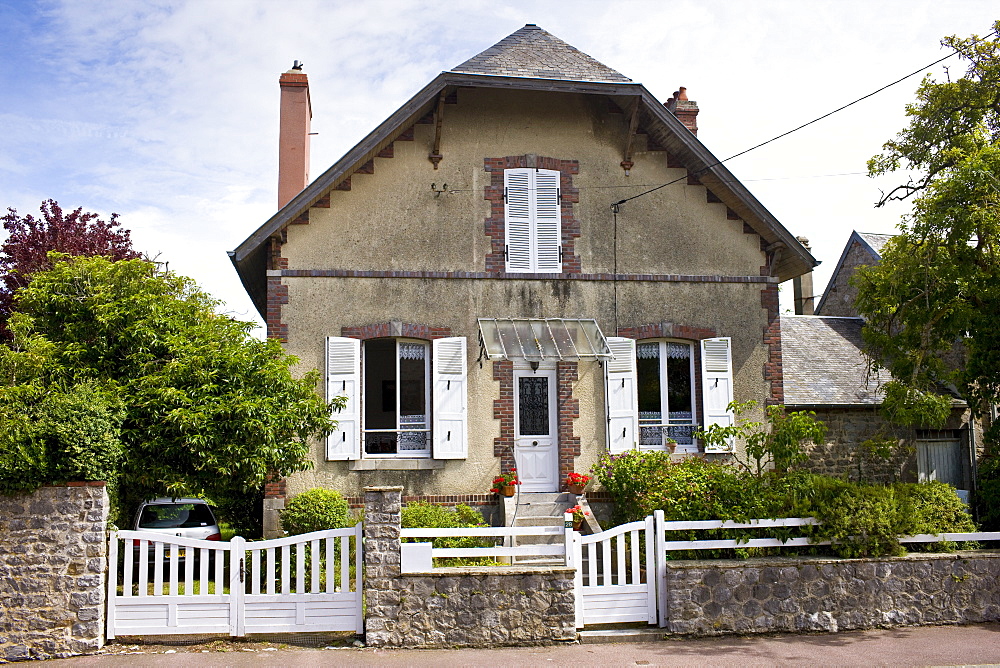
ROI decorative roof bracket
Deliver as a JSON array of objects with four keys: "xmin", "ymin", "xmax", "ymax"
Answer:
[
  {"xmin": 429, "ymin": 91, "xmax": 446, "ymax": 169},
  {"xmin": 620, "ymin": 97, "xmax": 641, "ymax": 176}
]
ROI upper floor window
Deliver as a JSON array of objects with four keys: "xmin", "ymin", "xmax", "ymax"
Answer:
[
  {"xmin": 637, "ymin": 341, "xmax": 697, "ymax": 450},
  {"xmin": 504, "ymin": 168, "xmax": 561, "ymax": 272}
]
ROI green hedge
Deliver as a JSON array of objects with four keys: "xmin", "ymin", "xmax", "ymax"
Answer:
[
  {"xmin": 593, "ymin": 451, "xmax": 976, "ymax": 558},
  {"xmin": 280, "ymin": 488, "xmax": 354, "ymax": 535},
  {"xmin": 401, "ymin": 501, "xmax": 495, "ymax": 566}
]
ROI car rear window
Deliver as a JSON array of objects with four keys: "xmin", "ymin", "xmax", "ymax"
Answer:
[{"xmin": 138, "ymin": 503, "xmax": 216, "ymax": 529}]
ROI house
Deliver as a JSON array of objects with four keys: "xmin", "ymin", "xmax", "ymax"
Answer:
[
  {"xmin": 782, "ymin": 231, "xmax": 980, "ymax": 496},
  {"xmin": 229, "ymin": 25, "xmax": 817, "ymax": 533}
]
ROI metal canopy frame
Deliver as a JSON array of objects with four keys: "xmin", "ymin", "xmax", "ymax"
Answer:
[{"xmin": 477, "ymin": 318, "xmax": 612, "ymax": 363}]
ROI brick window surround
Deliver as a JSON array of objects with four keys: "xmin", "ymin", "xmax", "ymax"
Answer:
[
  {"xmin": 484, "ymin": 155, "xmax": 581, "ymax": 274},
  {"xmin": 493, "ymin": 360, "xmax": 581, "ymax": 492},
  {"xmin": 341, "ymin": 322, "xmax": 453, "ymax": 340}
]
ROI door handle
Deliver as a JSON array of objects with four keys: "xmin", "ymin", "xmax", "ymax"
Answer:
[{"xmin": 532, "ymin": 441, "xmax": 538, "ymax": 446}]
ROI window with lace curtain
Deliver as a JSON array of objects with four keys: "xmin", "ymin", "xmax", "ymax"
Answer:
[
  {"xmin": 363, "ymin": 339, "xmax": 430, "ymax": 456},
  {"xmin": 636, "ymin": 340, "xmax": 697, "ymax": 451}
]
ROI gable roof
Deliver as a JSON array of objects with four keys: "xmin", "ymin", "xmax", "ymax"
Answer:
[
  {"xmin": 230, "ymin": 25, "xmax": 818, "ymax": 316},
  {"xmin": 814, "ymin": 230, "xmax": 895, "ymax": 315},
  {"xmin": 452, "ymin": 24, "xmax": 632, "ymax": 83},
  {"xmin": 781, "ymin": 315, "xmax": 891, "ymax": 405}
]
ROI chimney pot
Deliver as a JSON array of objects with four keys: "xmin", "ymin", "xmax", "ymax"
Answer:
[{"xmin": 669, "ymin": 86, "xmax": 698, "ymax": 136}]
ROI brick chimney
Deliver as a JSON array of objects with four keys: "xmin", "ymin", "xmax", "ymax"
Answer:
[
  {"xmin": 792, "ymin": 236, "xmax": 815, "ymax": 315},
  {"xmin": 278, "ymin": 62, "xmax": 312, "ymax": 209},
  {"xmin": 665, "ymin": 86, "xmax": 699, "ymax": 135}
]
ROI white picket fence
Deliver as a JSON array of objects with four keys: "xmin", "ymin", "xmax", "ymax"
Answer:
[{"xmin": 108, "ymin": 526, "xmax": 363, "ymax": 638}]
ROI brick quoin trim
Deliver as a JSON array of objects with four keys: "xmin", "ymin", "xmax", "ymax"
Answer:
[
  {"xmin": 557, "ymin": 362, "xmax": 581, "ymax": 491},
  {"xmin": 761, "ymin": 283, "xmax": 784, "ymax": 406},
  {"xmin": 483, "ymin": 155, "xmax": 581, "ymax": 274},
  {"xmin": 266, "ymin": 236, "xmax": 289, "ymax": 342},
  {"xmin": 340, "ymin": 322, "xmax": 453, "ymax": 340},
  {"xmin": 493, "ymin": 360, "xmax": 515, "ymax": 471},
  {"xmin": 264, "ymin": 474, "xmax": 286, "ymax": 499}
]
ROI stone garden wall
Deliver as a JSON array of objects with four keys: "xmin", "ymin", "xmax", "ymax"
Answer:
[
  {"xmin": 363, "ymin": 486, "xmax": 576, "ymax": 647},
  {"xmin": 0, "ymin": 483, "xmax": 109, "ymax": 661},
  {"xmin": 663, "ymin": 551, "xmax": 1000, "ymax": 635}
]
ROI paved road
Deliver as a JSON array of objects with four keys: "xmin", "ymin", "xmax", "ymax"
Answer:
[{"xmin": 56, "ymin": 624, "xmax": 1000, "ymax": 666}]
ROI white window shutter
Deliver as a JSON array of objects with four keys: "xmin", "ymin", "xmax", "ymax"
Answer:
[
  {"xmin": 432, "ymin": 337, "xmax": 468, "ymax": 459},
  {"xmin": 326, "ymin": 336, "xmax": 361, "ymax": 460},
  {"xmin": 605, "ymin": 337, "xmax": 638, "ymax": 454},
  {"xmin": 504, "ymin": 169, "xmax": 532, "ymax": 272},
  {"xmin": 533, "ymin": 169, "xmax": 561, "ymax": 272},
  {"xmin": 701, "ymin": 337, "xmax": 734, "ymax": 453}
]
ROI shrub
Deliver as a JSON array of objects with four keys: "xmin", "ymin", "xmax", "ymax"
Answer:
[
  {"xmin": 401, "ymin": 501, "xmax": 494, "ymax": 566},
  {"xmin": 976, "ymin": 456, "xmax": 1000, "ymax": 530},
  {"xmin": 280, "ymin": 488, "xmax": 353, "ymax": 535},
  {"xmin": 594, "ymin": 448, "xmax": 978, "ymax": 559}
]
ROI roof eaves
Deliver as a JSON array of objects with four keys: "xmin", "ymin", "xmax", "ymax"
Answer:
[{"xmin": 638, "ymin": 93, "xmax": 817, "ymax": 281}]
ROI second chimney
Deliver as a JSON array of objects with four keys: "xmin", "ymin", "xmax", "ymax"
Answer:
[
  {"xmin": 793, "ymin": 236, "xmax": 815, "ymax": 315},
  {"xmin": 278, "ymin": 63, "xmax": 312, "ymax": 209},
  {"xmin": 666, "ymin": 86, "xmax": 699, "ymax": 135}
]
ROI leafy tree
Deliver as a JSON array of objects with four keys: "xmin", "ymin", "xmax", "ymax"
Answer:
[
  {"xmin": 0, "ymin": 254, "xmax": 337, "ymax": 523},
  {"xmin": 0, "ymin": 200, "xmax": 139, "ymax": 337},
  {"xmin": 856, "ymin": 22, "xmax": 1000, "ymax": 437},
  {"xmin": 697, "ymin": 400, "xmax": 827, "ymax": 475}
]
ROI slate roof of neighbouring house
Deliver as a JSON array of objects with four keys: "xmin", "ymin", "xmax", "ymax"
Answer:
[
  {"xmin": 814, "ymin": 230, "xmax": 896, "ymax": 316},
  {"xmin": 451, "ymin": 24, "xmax": 632, "ymax": 83},
  {"xmin": 857, "ymin": 232, "xmax": 894, "ymax": 257},
  {"xmin": 781, "ymin": 315, "xmax": 892, "ymax": 405}
]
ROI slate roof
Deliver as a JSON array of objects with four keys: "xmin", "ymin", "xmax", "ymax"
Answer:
[
  {"xmin": 781, "ymin": 315, "xmax": 891, "ymax": 405},
  {"xmin": 451, "ymin": 24, "xmax": 631, "ymax": 83},
  {"xmin": 857, "ymin": 232, "xmax": 894, "ymax": 257}
]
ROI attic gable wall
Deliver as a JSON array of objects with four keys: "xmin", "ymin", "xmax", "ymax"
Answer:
[
  {"xmin": 816, "ymin": 239, "xmax": 880, "ymax": 317},
  {"xmin": 281, "ymin": 87, "xmax": 765, "ymax": 278}
]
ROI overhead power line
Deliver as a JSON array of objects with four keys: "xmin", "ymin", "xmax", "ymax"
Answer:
[{"xmin": 610, "ymin": 28, "xmax": 999, "ymax": 212}]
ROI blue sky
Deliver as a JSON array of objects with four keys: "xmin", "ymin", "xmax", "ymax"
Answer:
[{"xmin": 1, "ymin": 0, "xmax": 998, "ymax": 330}]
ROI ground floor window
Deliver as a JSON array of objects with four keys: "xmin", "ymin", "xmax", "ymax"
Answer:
[
  {"xmin": 363, "ymin": 338, "xmax": 430, "ymax": 457},
  {"xmin": 636, "ymin": 340, "xmax": 697, "ymax": 450}
]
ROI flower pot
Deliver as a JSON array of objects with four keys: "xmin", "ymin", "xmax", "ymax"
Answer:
[
  {"xmin": 568, "ymin": 483, "xmax": 586, "ymax": 495},
  {"xmin": 573, "ymin": 518, "xmax": 583, "ymax": 531},
  {"xmin": 501, "ymin": 485, "xmax": 516, "ymax": 497}
]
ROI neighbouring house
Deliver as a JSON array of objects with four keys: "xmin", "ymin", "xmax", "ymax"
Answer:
[
  {"xmin": 229, "ymin": 25, "xmax": 817, "ymax": 534},
  {"xmin": 783, "ymin": 231, "xmax": 981, "ymax": 497}
]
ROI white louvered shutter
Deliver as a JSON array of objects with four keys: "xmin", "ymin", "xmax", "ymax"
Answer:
[
  {"xmin": 504, "ymin": 169, "xmax": 533, "ymax": 272},
  {"xmin": 701, "ymin": 337, "xmax": 735, "ymax": 453},
  {"xmin": 326, "ymin": 336, "xmax": 361, "ymax": 460},
  {"xmin": 504, "ymin": 168, "xmax": 562, "ymax": 272},
  {"xmin": 533, "ymin": 169, "xmax": 561, "ymax": 272},
  {"xmin": 605, "ymin": 337, "xmax": 639, "ymax": 454},
  {"xmin": 432, "ymin": 337, "xmax": 468, "ymax": 459}
]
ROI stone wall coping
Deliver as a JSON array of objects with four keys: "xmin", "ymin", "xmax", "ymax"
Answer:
[
  {"xmin": 663, "ymin": 550, "xmax": 1000, "ymax": 570},
  {"xmin": 402, "ymin": 566, "xmax": 575, "ymax": 577},
  {"xmin": 364, "ymin": 485, "xmax": 404, "ymax": 492}
]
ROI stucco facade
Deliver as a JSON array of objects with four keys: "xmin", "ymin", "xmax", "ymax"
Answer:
[{"xmin": 232, "ymin": 26, "xmax": 816, "ymax": 522}]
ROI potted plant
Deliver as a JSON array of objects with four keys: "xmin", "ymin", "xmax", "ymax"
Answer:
[
  {"xmin": 565, "ymin": 472, "xmax": 590, "ymax": 495},
  {"xmin": 491, "ymin": 469, "xmax": 521, "ymax": 497},
  {"xmin": 567, "ymin": 504, "xmax": 589, "ymax": 531}
]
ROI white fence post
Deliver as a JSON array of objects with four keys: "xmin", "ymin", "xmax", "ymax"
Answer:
[
  {"xmin": 654, "ymin": 509, "xmax": 667, "ymax": 628},
  {"xmin": 644, "ymin": 514, "xmax": 656, "ymax": 624},
  {"xmin": 229, "ymin": 536, "xmax": 245, "ymax": 637},
  {"xmin": 106, "ymin": 531, "xmax": 119, "ymax": 640}
]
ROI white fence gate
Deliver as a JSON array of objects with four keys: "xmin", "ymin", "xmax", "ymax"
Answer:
[
  {"xmin": 571, "ymin": 516, "xmax": 657, "ymax": 628},
  {"xmin": 107, "ymin": 527, "xmax": 363, "ymax": 638}
]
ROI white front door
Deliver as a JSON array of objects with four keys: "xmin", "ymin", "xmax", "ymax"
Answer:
[{"xmin": 514, "ymin": 368, "xmax": 559, "ymax": 492}]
